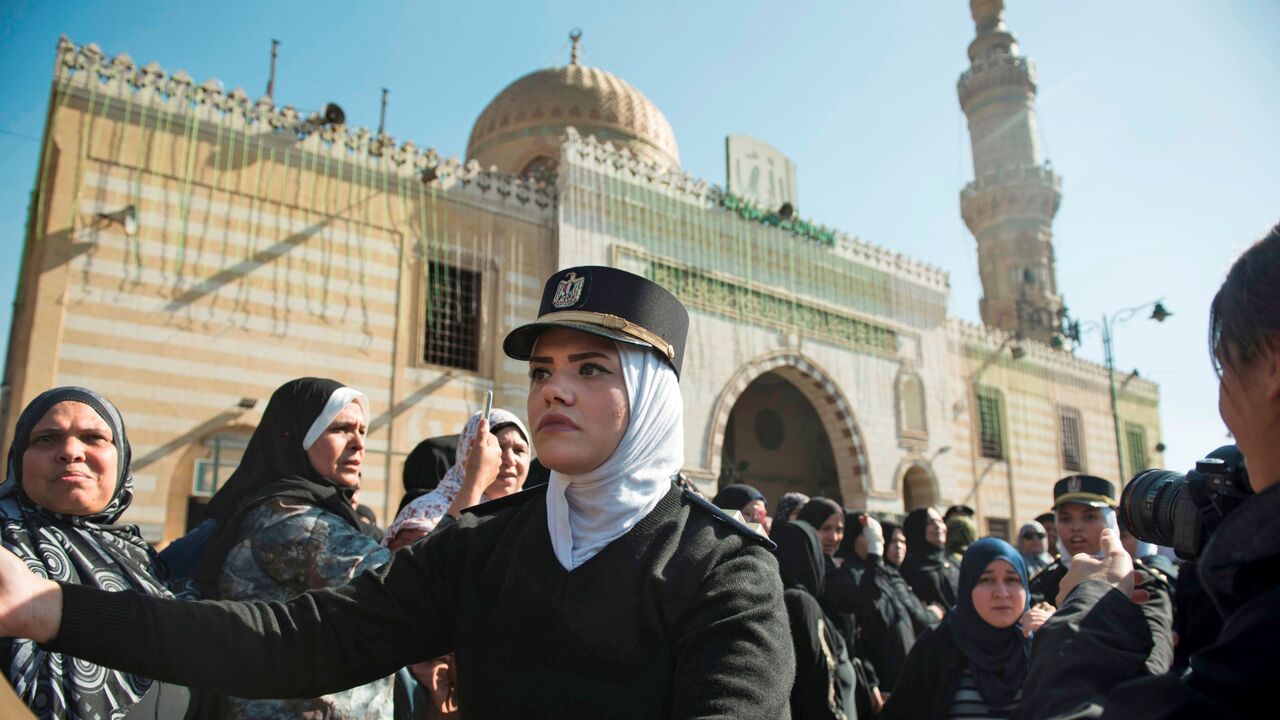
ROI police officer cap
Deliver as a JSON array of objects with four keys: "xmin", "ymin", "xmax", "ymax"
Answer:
[
  {"xmin": 1052, "ymin": 474, "xmax": 1117, "ymax": 509},
  {"xmin": 503, "ymin": 266, "xmax": 690, "ymax": 377}
]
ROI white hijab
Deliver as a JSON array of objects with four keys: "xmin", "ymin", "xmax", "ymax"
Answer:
[{"xmin": 545, "ymin": 342, "xmax": 684, "ymax": 570}]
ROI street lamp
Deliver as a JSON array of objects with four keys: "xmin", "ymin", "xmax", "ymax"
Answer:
[{"xmin": 1070, "ymin": 299, "xmax": 1173, "ymax": 484}]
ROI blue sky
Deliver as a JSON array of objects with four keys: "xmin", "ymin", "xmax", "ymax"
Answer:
[{"xmin": 2, "ymin": 0, "xmax": 1278, "ymax": 474}]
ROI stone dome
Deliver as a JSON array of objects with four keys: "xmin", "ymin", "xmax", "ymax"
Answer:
[{"xmin": 466, "ymin": 62, "xmax": 680, "ymax": 176}]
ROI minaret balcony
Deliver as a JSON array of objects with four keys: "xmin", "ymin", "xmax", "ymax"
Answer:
[
  {"xmin": 962, "ymin": 163, "xmax": 1060, "ymax": 201},
  {"xmin": 960, "ymin": 164, "xmax": 1062, "ymax": 232},
  {"xmin": 958, "ymin": 55, "xmax": 1038, "ymax": 108}
]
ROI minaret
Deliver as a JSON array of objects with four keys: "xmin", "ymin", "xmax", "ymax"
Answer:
[{"xmin": 959, "ymin": 0, "xmax": 1064, "ymax": 345}]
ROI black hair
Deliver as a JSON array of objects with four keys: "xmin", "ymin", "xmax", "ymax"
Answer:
[{"xmin": 1210, "ymin": 223, "xmax": 1280, "ymax": 375}]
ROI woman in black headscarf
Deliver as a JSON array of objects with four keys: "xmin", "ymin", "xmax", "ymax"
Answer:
[
  {"xmin": 712, "ymin": 483, "xmax": 767, "ymax": 525},
  {"xmin": 899, "ymin": 506, "xmax": 958, "ymax": 610},
  {"xmin": 774, "ymin": 520, "xmax": 856, "ymax": 720},
  {"xmin": 195, "ymin": 377, "xmax": 394, "ymax": 718},
  {"xmin": 0, "ymin": 387, "xmax": 188, "ymax": 720},
  {"xmin": 403, "ymin": 435, "xmax": 458, "ymax": 495},
  {"xmin": 880, "ymin": 520, "xmax": 906, "ymax": 568},
  {"xmin": 796, "ymin": 497, "xmax": 845, "ymax": 558},
  {"xmin": 828, "ymin": 511, "xmax": 938, "ymax": 703},
  {"xmin": 881, "ymin": 538, "xmax": 1034, "ymax": 719}
]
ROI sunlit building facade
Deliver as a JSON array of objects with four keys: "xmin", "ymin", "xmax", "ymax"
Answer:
[{"xmin": 2, "ymin": 20, "xmax": 1161, "ymax": 544}]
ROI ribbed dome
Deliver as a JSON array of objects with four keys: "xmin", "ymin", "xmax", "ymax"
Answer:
[{"xmin": 466, "ymin": 63, "xmax": 680, "ymax": 176}]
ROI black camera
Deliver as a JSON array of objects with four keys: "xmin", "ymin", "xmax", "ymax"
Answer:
[{"xmin": 1119, "ymin": 445, "xmax": 1251, "ymax": 560}]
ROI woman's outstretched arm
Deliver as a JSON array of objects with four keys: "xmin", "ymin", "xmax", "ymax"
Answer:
[{"xmin": 0, "ymin": 522, "xmax": 464, "ymax": 700}]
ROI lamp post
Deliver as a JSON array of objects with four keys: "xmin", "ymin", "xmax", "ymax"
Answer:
[{"xmin": 1075, "ymin": 300, "xmax": 1172, "ymax": 484}]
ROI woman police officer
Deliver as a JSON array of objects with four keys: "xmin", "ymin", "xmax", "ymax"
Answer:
[{"xmin": 0, "ymin": 266, "xmax": 794, "ymax": 719}]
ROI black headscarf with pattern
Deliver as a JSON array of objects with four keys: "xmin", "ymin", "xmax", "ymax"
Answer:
[{"xmin": 0, "ymin": 387, "xmax": 173, "ymax": 720}]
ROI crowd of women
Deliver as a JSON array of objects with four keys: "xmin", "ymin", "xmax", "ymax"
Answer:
[
  {"xmin": 708, "ymin": 483, "xmax": 1056, "ymax": 719},
  {"xmin": 0, "ymin": 222, "xmax": 1277, "ymax": 719}
]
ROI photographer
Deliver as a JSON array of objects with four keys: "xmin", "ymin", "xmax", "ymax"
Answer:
[{"xmin": 1011, "ymin": 224, "xmax": 1280, "ymax": 718}]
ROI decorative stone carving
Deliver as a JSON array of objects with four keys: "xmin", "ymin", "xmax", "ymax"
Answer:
[{"xmin": 558, "ymin": 129, "xmax": 951, "ymax": 294}]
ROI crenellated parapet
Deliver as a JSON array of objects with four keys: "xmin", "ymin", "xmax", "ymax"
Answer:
[
  {"xmin": 949, "ymin": 319, "xmax": 1161, "ymax": 401},
  {"xmin": 560, "ymin": 128, "xmax": 951, "ymax": 295},
  {"xmin": 960, "ymin": 163, "xmax": 1061, "ymax": 234},
  {"xmin": 957, "ymin": 54, "xmax": 1037, "ymax": 109},
  {"xmin": 51, "ymin": 37, "xmax": 555, "ymax": 214}
]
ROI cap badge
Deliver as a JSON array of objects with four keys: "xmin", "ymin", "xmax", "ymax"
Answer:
[
  {"xmin": 552, "ymin": 272, "xmax": 586, "ymax": 309},
  {"xmin": 1068, "ymin": 477, "xmax": 1081, "ymax": 493}
]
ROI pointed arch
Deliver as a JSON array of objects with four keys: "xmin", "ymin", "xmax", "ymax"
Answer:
[{"xmin": 705, "ymin": 350, "xmax": 870, "ymax": 506}]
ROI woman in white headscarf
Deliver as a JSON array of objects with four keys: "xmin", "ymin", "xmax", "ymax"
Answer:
[
  {"xmin": 382, "ymin": 409, "xmax": 530, "ymax": 550},
  {"xmin": 0, "ymin": 266, "xmax": 794, "ymax": 719}
]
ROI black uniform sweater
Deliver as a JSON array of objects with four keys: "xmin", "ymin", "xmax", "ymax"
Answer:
[{"xmin": 48, "ymin": 483, "xmax": 795, "ymax": 719}]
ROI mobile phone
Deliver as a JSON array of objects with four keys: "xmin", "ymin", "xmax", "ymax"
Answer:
[{"xmin": 482, "ymin": 389, "xmax": 493, "ymax": 419}]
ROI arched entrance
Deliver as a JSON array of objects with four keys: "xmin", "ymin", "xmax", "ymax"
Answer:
[
  {"xmin": 900, "ymin": 462, "xmax": 939, "ymax": 512},
  {"xmin": 706, "ymin": 352, "xmax": 869, "ymax": 509},
  {"xmin": 719, "ymin": 371, "xmax": 839, "ymax": 504}
]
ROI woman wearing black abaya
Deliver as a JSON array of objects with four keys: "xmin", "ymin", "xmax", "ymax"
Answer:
[
  {"xmin": 0, "ymin": 387, "xmax": 188, "ymax": 719},
  {"xmin": 194, "ymin": 377, "xmax": 394, "ymax": 718},
  {"xmin": 899, "ymin": 506, "xmax": 958, "ymax": 610},
  {"xmin": 880, "ymin": 538, "xmax": 1035, "ymax": 720},
  {"xmin": 774, "ymin": 520, "xmax": 857, "ymax": 720},
  {"xmin": 829, "ymin": 511, "xmax": 938, "ymax": 699}
]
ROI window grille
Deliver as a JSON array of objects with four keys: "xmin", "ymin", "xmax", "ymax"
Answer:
[
  {"xmin": 1125, "ymin": 423, "xmax": 1148, "ymax": 475},
  {"xmin": 1060, "ymin": 407, "xmax": 1084, "ymax": 472},
  {"xmin": 976, "ymin": 387, "xmax": 1005, "ymax": 459},
  {"xmin": 423, "ymin": 262, "xmax": 481, "ymax": 371},
  {"xmin": 986, "ymin": 517, "xmax": 1010, "ymax": 541}
]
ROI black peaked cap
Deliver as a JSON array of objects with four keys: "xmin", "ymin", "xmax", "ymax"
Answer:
[
  {"xmin": 1053, "ymin": 474, "xmax": 1117, "ymax": 509},
  {"xmin": 503, "ymin": 266, "xmax": 689, "ymax": 377}
]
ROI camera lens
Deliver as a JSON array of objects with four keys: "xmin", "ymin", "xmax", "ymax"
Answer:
[{"xmin": 1120, "ymin": 469, "xmax": 1187, "ymax": 548}]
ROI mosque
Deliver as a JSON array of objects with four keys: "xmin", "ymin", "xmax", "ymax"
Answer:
[{"xmin": 0, "ymin": 0, "xmax": 1162, "ymax": 544}]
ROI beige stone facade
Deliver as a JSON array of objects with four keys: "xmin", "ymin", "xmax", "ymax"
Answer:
[
  {"xmin": 1, "ymin": 37, "xmax": 1163, "ymax": 546},
  {"xmin": 947, "ymin": 322, "xmax": 1163, "ymax": 536},
  {"xmin": 2, "ymin": 40, "xmax": 555, "ymax": 541}
]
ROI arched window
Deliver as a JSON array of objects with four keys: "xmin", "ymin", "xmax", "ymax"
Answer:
[{"xmin": 897, "ymin": 371, "xmax": 927, "ymax": 441}]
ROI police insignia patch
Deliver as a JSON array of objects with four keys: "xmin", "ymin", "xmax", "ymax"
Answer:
[
  {"xmin": 552, "ymin": 272, "xmax": 585, "ymax": 308},
  {"xmin": 1068, "ymin": 476, "xmax": 1081, "ymax": 493}
]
